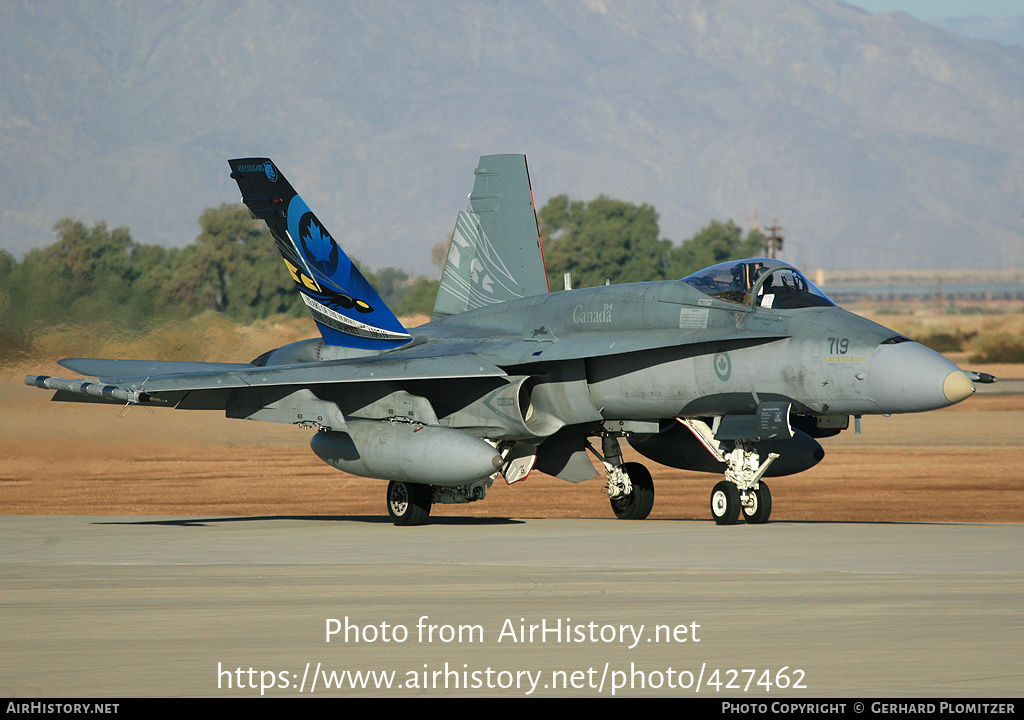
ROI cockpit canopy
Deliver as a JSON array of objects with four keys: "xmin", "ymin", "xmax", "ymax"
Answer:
[{"xmin": 681, "ymin": 258, "xmax": 835, "ymax": 309}]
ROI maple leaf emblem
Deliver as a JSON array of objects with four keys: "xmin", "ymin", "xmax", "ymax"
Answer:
[{"xmin": 303, "ymin": 220, "xmax": 335, "ymax": 265}]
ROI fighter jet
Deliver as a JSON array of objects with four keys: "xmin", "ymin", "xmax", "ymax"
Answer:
[{"xmin": 26, "ymin": 155, "xmax": 987, "ymax": 526}]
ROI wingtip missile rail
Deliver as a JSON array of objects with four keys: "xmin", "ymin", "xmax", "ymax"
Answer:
[{"xmin": 25, "ymin": 375, "xmax": 166, "ymax": 405}]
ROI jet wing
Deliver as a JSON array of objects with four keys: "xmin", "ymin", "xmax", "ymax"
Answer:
[
  {"xmin": 59, "ymin": 358, "xmax": 257, "ymax": 377},
  {"xmin": 38, "ymin": 355, "xmax": 506, "ymax": 400},
  {"xmin": 37, "ymin": 325, "xmax": 782, "ymax": 409},
  {"xmin": 47, "ymin": 321, "xmax": 784, "ymax": 399}
]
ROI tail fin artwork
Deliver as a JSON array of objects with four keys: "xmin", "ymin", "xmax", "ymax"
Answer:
[
  {"xmin": 229, "ymin": 158, "xmax": 411, "ymax": 350},
  {"xmin": 432, "ymin": 154, "xmax": 549, "ymax": 320}
]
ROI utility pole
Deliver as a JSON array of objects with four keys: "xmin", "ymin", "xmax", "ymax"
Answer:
[{"xmin": 763, "ymin": 224, "xmax": 784, "ymax": 259}]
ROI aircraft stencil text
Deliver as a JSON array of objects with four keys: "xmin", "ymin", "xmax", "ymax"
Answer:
[{"xmin": 572, "ymin": 302, "xmax": 613, "ymax": 323}]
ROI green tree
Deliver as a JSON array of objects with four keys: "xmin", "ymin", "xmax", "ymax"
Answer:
[
  {"xmin": 360, "ymin": 264, "xmax": 439, "ymax": 318},
  {"xmin": 161, "ymin": 204, "xmax": 302, "ymax": 322},
  {"xmin": 0, "ymin": 248, "xmax": 32, "ymax": 360},
  {"xmin": 42, "ymin": 218, "xmax": 135, "ymax": 298},
  {"xmin": 7, "ymin": 219, "xmax": 138, "ymax": 326},
  {"xmin": 124, "ymin": 243, "xmax": 180, "ymax": 320},
  {"xmin": 668, "ymin": 220, "xmax": 764, "ymax": 278},
  {"xmin": 394, "ymin": 276, "xmax": 439, "ymax": 317},
  {"xmin": 540, "ymin": 194, "xmax": 670, "ymax": 289}
]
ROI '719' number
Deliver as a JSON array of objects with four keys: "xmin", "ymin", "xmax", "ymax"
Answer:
[{"xmin": 828, "ymin": 337, "xmax": 849, "ymax": 355}]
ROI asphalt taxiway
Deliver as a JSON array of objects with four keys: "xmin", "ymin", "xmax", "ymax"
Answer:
[{"xmin": 1, "ymin": 516, "xmax": 1021, "ymax": 697}]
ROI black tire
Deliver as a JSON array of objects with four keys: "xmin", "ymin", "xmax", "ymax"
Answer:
[
  {"xmin": 609, "ymin": 462, "xmax": 655, "ymax": 520},
  {"xmin": 386, "ymin": 481, "xmax": 432, "ymax": 526},
  {"xmin": 742, "ymin": 481, "xmax": 772, "ymax": 524},
  {"xmin": 710, "ymin": 480, "xmax": 740, "ymax": 525}
]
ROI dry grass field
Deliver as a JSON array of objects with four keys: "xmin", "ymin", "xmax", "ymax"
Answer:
[{"xmin": 2, "ymin": 314, "xmax": 1021, "ymax": 523}]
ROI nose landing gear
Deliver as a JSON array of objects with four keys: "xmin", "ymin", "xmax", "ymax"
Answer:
[{"xmin": 711, "ymin": 442, "xmax": 778, "ymax": 525}]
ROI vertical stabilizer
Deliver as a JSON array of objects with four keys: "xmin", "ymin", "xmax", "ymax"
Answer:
[
  {"xmin": 432, "ymin": 154, "xmax": 549, "ymax": 319},
  {"xmin": 228, "ymin": 158, "xmax": 411, "ymax": 350}
]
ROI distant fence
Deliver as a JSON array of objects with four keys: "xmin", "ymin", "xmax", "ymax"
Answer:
[{"xmin": 824, "ymin": 282, "xmax": 1024, "ymax": 304}]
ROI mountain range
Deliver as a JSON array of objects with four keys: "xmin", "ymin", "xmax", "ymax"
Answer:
[{"xmin": 1, "ymin": 0, "xmax": 1022, "ymax": 274}]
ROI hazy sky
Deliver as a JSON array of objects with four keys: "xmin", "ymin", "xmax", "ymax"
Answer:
[{"xmin": 849, "ymin": 0, "xmax": 1023, "ymax": 20}]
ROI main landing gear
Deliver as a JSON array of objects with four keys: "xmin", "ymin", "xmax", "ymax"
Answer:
[
  {"xmin": 386, "ymin": 480, "xmax": 432, "ymax": 526},
  {"xmin": 610, "ymin": 462, "xmax": 655, "ymax": 520},
  {"xmin": 594, "ymin": 434, "xmax": 655, "ymax": 520},
  {"xmin": 385, "ymin": 478, "xmax": 493, "ymax": 526}
]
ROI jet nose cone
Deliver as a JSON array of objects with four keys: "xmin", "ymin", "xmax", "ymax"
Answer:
[
  {"xmin": 943, "ymin": 369, "xmax": 975, "ymax": 405},
  {"xmin": 869, "ymin": 341, "xmax": 974, "ymax": 413}
]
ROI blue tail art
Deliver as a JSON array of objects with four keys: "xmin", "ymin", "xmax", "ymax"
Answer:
[{"xmin": 229, "ymin": 158, "xmax": 411, "ymax": 350}]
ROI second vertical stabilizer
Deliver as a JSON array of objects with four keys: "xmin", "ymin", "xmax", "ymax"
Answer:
[{"xmin": 432, "ymin": 154, "xmax": 549, "ymax": 319}]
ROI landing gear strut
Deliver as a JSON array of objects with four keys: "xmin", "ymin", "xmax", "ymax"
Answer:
[
  {"xmin": 610, "ymin": 462, "xmax": 655, "ymax": 520},
  {"xmin": 742, "ymin": 481, "xmax": 772, "ymax": 524},
  {"xmin": 595, "ymin": 434, "xmax": 655, "ymax": 520}
]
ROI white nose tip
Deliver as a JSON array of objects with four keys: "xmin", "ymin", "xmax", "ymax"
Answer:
[{"xmin": 943, "ymin": 370, "xmax": 975, "ymax": 404}]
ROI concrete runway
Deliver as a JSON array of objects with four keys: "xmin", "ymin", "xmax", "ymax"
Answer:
[{"xmin": 1, "ymin": 515, "xmax": 1021, "ymax": 697}]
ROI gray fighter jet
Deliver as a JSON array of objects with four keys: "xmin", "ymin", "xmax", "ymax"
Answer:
[{"xmin": 26, "ymin": 155, "xmax": 987, "ymax": 525}]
